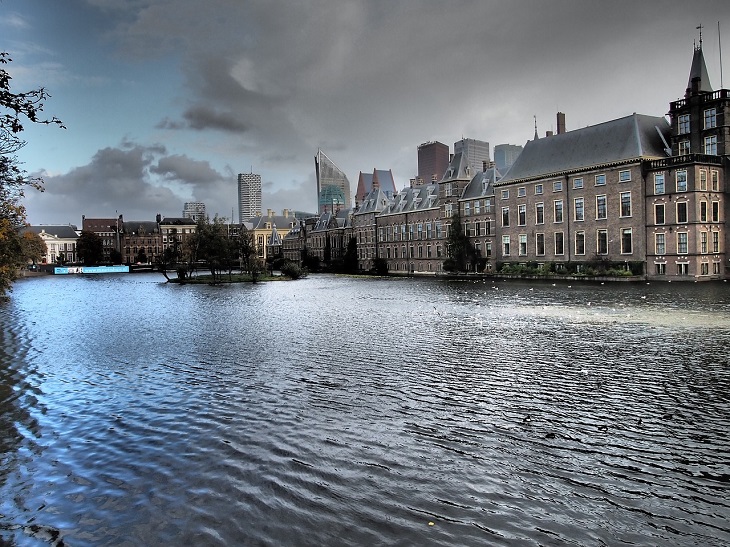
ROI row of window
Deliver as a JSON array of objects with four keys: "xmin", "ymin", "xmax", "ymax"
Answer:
[
  {"xmin": 655, "ymin": 169, "xmax": 720, "ymax": 194},
  {"xmin": 377, "ymin": 222, "xmax": 445, "ymax": 242},
  {"xmin": 500, "ymin": 172, "xmax": 628, "ymax": 200},
  {"xmin": 677, "ymin": 108, "xmax": 717, "ymax": 134},
  {"xmin": 654, "ymin": 200, "xmax": 721, "ymax": 224},
  {"xmin": 654, "ymin": 230, "xmax": 721, "ymax": 255},
  {"xmin": 501, "ymin": 229, "xmax": 632, "ymax": 257},
  {"xmin": 501, "ymin": 193, "xmax": 632, "ymax": 226}
]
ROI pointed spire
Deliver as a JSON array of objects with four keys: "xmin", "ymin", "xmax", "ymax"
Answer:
[
  {"xmin": 533, "ymin": 115, "xmax": 539, "ymax": 140},
  {"xmin": 686, "ymin": 28, "xmax": 713, "ymax": 96}
]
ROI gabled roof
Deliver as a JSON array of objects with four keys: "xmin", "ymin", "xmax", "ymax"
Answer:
[
  {"xmin": 497, "ymin": 113, "xmax": 670, "ymax": 184},
  {"xmin": 382, "ymin": 183, "xmax": 439, "ymax": 215},
  {"xmin": 356, "ymin": 187, "xmax": 393, "ymax": 214},
  {"xmin": 24, "ymin": 225, "xmax": 79, "ymax": 239},
  {"xmin": 461, "ymin": 167, "xmax": 500, "ymax": 200},
  {"xmin": 123, "ymin": 221, "xmax": 159, "ymax": 235},
  {"xmin": 160, "ymin": 217, "xmax": 197, "ymax": 226},
  {"xmin": 440, "ymin": 151, "xmax": 473, "ymax": 182},
  {"xmin": 247, "ymin": 215, "xmax": 297, "ymax": 230}
]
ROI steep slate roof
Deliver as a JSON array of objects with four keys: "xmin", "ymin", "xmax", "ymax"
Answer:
[
  {"xmin": 687, "ymin": 45, "xmax": 713, "ymax": 94},
  {"xmin": 497, "ymin": 113, "xmax": 670, "ymax": 184},
  {"xmin": 268, "ymin": 225, "xmax": 282, "ymax": 245},
  {"xmin": 383, "ymin": 183, "xmax": 438, "ymax": 215},
  {"xmin": 123, "ymin": 221, "xmax": 159, "ymax": 235},
  {"xmin": 24, "ymin": 225, "xmax": 79, "ymax": 239},
  {"xmin": 461, "ymin": 166, "xmax": 501, "ymax": 200},
  {"xmin": 247, "ymin": 215, "xmax": 298, "ymax": 230},
  {"xmin": 355, "ymin": 169, "xmax": 397, "ymax": 204},
  {"xmin": 356, "ymin": 188, "xmax": 393, "ymax": 214},
  {"xmin": 440, "ymin": 151, "xmax": 473, "ymax": 182}
]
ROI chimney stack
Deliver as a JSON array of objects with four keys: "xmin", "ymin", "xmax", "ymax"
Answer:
[{"xmin": 557, "ymin": 112, "xmax": 566, "ymax": 135}]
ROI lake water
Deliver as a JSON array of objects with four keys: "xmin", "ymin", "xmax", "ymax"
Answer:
[{"xmin": 1, "ymin": 273, "xmax": 729, "ymax": 546}]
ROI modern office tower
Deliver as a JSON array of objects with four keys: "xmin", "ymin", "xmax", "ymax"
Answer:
[
  {"xmin": 182, "ymin": 202, "xmax": 206, "ymax": 222},
  {"xmin": 417, "ymin": 141, "xmax": 449, "ymax": 183},
  {"xmin": 238, "ymin": 172, "xmax": 262, "ymax": 222},
  {"xmin": 454, "ymin": 138, "xmax": 490, "ymax": 174},
  {"xmin": 493, "ymin": 144, "xmax": 523, "ymax": 174},
  {"xmin": 315, "ymin": 149, "xmax": 351, "ymax": 214}
]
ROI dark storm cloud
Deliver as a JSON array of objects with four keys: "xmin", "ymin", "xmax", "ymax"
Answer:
[
  {"xmin": 25, "ymin": 0, "xmax": 730, "ymax": 223},
  {"xmin": 181, "ymin": 105, "xmax": 249, "ymax": 133}
]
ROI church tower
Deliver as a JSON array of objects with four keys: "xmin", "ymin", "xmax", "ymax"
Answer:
[{"xmin": 668, "ymin": 29, "xmax": 729, "ymax": 157}]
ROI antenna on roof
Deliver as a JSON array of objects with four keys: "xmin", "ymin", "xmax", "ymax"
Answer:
[{"xmin": 720, "ymin": 21, "xmax": 724, "ymax": 88}]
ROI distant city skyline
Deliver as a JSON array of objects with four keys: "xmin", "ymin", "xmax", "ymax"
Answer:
[{"xmin": 4, "ymin": 1, "xmax": 727, "ymax": 225}]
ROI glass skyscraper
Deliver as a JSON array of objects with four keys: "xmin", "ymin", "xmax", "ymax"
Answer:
[{"xmin": 315, "ymin": 149, "xmax": 351, "ymax": 214}]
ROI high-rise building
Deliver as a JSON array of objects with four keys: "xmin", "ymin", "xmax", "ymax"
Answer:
[
  {"xmin": 493, "ymin": 144, "xmax": 523, "ymax": 174},
  {"xmin": 315, "ymin": 149, "xmax": 351, "ymax": 214},
  {"xmin": 182, "ymin": 202, "xmax": 206, "ymax": 222},
  {"xmin": 454, "ymin": 138, "xmax": 490, "ymax": 175},
  {"xmin": 238, "ymin": 172, "xmax": 262, "ymax": 222},
  {"xmin": 417, "ymin": 141, "xmax": 449, "ymax": 183}
]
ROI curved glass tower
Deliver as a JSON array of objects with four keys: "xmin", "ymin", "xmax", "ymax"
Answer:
[{"xmin": 315, "ymin": 149, "xmax": 351, "ymax": 214}]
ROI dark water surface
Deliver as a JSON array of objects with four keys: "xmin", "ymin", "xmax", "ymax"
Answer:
[{"xmin": 1, "ymin": 273, "xmax": 729, "ymax": 546}]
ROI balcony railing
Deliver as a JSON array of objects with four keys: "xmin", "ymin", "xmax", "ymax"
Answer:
[
  {"xmin": 647, "ymin": 154, "xmax": 723, "ymax": 169},
  {"xmin": 671, "ymin": 88, "xmax": 730, "ymax": 110}
]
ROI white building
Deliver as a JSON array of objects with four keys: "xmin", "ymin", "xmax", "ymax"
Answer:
[
  {"xmin": 183, "ymin": 202, "xmax": 206, "ymax": 222},
  {"xmin": 238, "ymin": 172, "xmax": 262, "ymax": 222}
]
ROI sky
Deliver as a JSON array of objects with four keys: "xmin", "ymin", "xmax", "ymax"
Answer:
[{"xmin": 2, "ymin": 0, "xmax": 730, "ymax": 226}]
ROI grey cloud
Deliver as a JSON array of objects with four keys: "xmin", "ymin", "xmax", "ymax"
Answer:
[{"xmin": 182, "ymin": 105, "xmax": 249, "ymax": 133}]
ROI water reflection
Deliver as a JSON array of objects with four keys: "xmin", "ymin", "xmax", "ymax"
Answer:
[{"xmin": 0, "ymin": 274, "xmax": 728, "ymax": 545}]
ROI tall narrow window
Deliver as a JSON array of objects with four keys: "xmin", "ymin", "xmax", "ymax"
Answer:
[
  {"xmin": 712, "ymin": 201, "xmax": 720, "ymax": 222},
  {"xmin": 501, "ymin": 207, "xmax": 510, "ymax": 227},
  {"xmin": 596, "ymin": 195, "xmax": 607, "ymax": 219},
  {"xmin": 654, "ymin": 173, "xmax": 665, "ymax": 195},
  {"xmin": 621, "ymin": 228, "xmax": 633, "ymax": 254},
  {"xmin": 554, "ymin": 232, "xmax": 564, "ymax": 255},
  {"xmin": 704, "ymin": 108, "xmax": 717, "ymax": 129},
  {"xmin": 705, "ymin": 135, "xmax": 717, "ymax": 155},
  {"xmin": 518, "ymin": 204, "xmax": 526, "ymax": 226},
  {"xmin": 519, "ymin": 234, "xmax": 527, "ymax": 256},
  {"xmin": 535, "ymin": 202, "xmax": 545, "ymax": 224},
  {"xmin": 655, "ymin": 203, "xmax": 665, "ymax": 225},
  {"xmin": 554, "ymin": 200, "xmax": 563, "ymax": 223},
  {"xmin": 700, "ymin": 170, "xmax": 708, "ymax": 191},
  {"xmin": 502, "ymin": 235, "xmax": 510, "ymax": 256},
  {"xmin": 712, "ymin": 231, "xmax": 720, "ymax": 253},
  {"xmin": 678, "ymin": 114, "xmax": 690, "ymax": 133},
  {"xmin": 677, "ymin": 232, "xmax": 688, "ymax": 254},
  {"xmin": 597, "ymin": 230, "xmax": 608, "ymax": 255},
  {"xmin": 535, "ymin": 184, "xmax": 543, "ymax": 195},
  {"xmin": 701, "ymin": 231, "xmax": 708, "ymax": 254},
  {"xmin": 700, "ymin": 201, "xmax": 708, "ymax": 222},
  {"xmin": 655, "ymin": 233, "xmax": 665, "ymax": 255},
  {"xmin": 574, "ymin": 197, "xmax": 584, "ymax": 221},
  {"xmin": 620, "ymin": 192, "xmax": 631, "ymax": 217},
  {"xmin": 711, "ymin": 171, "xmax": 719, "ymax": 192},
  {"xmin": 575, "ymin": 231, "xmax": 585, "ymax": 255},
  {"xmin": 679, "ymin": 141, "xmax": 690, "ymax": 155},
  {"xmin": 536, "ymin": 233, "xmax": 545, "ymax": 256},
  {"xmin": 677, "ymin": 202, "xmax": 688, "ymax": 223},
  {"xmin": 676, "ymin": 170, "xmax": 688, "ymax": 192}
]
